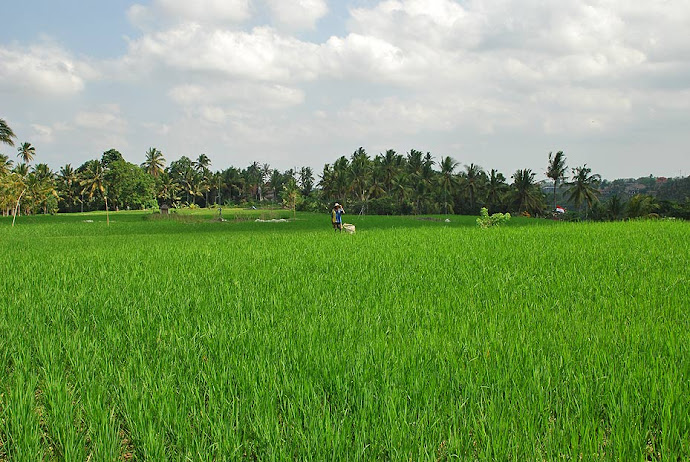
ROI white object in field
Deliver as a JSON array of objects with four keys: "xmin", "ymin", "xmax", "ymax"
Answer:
[
  {"xmin": 445, "ymin": 219, "xmax": 451, "ymax": 222},
  {"xmin": 343, "ymin": 223, "xmax": 356, "ymax": 234}
]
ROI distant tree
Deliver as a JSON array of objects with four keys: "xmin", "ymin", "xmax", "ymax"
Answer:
[
  {"xmin": 0, "ymin": 118, "xmax": 17, "ymax": 147},
  {"xmin": 437, "ymin": 156, "xmax": 459, "ymax": 214},
  {"xmin": 349, "ymin": 147, "xmax": 373, "ymax": 214},
  {"xmin": 194, "ymin": 154, "xmax": 212, "ymax": 206},
  {"xmin": 546, "ymin": 151, "xmax": 567, "ymax": 212},
  {"xmin": 626, "ymin": 194, "xmax": 659, "ymax": 218},
  {"xmin": 106, "ymin": 160, "xmax": 156, "ymax": 210},
  {"xmin": 486, "ymin": 169, "xmax": 509, "ymax": 213},
  {"xmin": 57, "ymin": 164, "xmax": 80, "ymax": 212},
  {"xmin": 156, "ymin": 172, "xmax": 180, "ymax": 205},
  {"xmin": 142, "ymin": 148, "xmax": 165, "ymax": 177},
  {"xmin": 510, "ymin": 169, "xmax": 544, "ymax": 216},
  {"xmin": 0, "ymin": 153, "xmax": 13, "ymax": 176},
  {"xmin": 460, "ymin": 163, "xmax": 486, "ymax": 214},
  {"xmin": 567, "ymin": 165, "xmax": 601, "ymax": 216},
  {"xmin": 17, "ymin": 142, "xmax": 35, "ymax": 165},
  {"xmin": 605, "ymin": 194, "xmax": 624, "ymax": 220},
  {"xmin": 101, "ymin": 149, "xmax": 124, "ymax": 169},
  {"xmin": 81, "ymin": 160, "xmax": 110, "ymax": 223},
  {"xmin": 299, "ymin": 166, "xmax": 314, "ymax": 196}
]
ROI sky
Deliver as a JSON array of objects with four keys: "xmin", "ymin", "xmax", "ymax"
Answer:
[{"xmin": 1, "ymin": 0, "xmax": 689, "ymax": 180}]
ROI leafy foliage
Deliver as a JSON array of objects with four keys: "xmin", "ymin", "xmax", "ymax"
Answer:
[{"xmin": 476, "ymin": 207, "xmax": 511, "ymax": 228}]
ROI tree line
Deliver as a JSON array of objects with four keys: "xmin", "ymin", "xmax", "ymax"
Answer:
[{"xmin": 2, "ymin": 118, "xmax": 689, "ymax": 220}]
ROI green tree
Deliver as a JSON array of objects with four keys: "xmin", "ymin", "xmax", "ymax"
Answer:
[
  {"xmin": 486, "ymin": 169, "xmax": 508, "ymax": 213},
  {"xmin": 567, "ymin": 165, "xmax": 601, "ymax": 217},
  {"xmin": 299, "ymin": 166, "xmax": 314, "ymax": 196},
  {"xmin": 0, "ymin": 154, "xmax": 13, "ymax": 176},
  {"xmin": 156, "ymin": 172, "xmax": 180, "ymax": 205},
  {"xmin": 510, "ymin": 169, "xmax": 544, "ymax": 216},
  {"xmin": 437, "ymin": 156, "xmax": 459, "ymax": 214},
  {"xmin": 142, "ymin": 148, "xmax": 166, "ymax": 177},
  {"xmin": 546, "ymin": 151, "xmax": 567, "ymax": 212},
  {"xmin": 460, "ymin": 163, "xmax": 486, "ymax": 214},
  {"xmin": 605, "ymin": 194, "xmax": 624, "ymax": 221},
  {"xmin": 0, "ymin": 118, "xmax": 16, "ymax": 147},
  {"xmin": 101, "ymin": 149, "xmax": 124, "ymax": 169},
  {"xmin": 80, "ymin": 160, "xmax": 110, "ymax": 223},
  {"xmin": 17, "ymin": 142, "xmax": 35, "ymax": 165},
  {"xmin": 57, "ymin": 164, "xmax": 80, "ymax": 212},
  {"xmin": 106, "ymin": 160, "xmax": 156, "ymax": 210},
  {"xmin": 626, "ymin": 194, "xmax": 659, "ymax": 218}
]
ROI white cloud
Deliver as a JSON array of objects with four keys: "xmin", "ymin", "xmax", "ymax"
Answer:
[
  {"xmin": 265, "ymin": 0, "xmax": 328, "ymax": 30},
  {"xmin": 124, "ymin": 24, "xmax": 321, "ymax": 82},
  {"xmin": 0, "ymin": 43, "xmax": 97, "ymax": 96},
  {"xmin": 30, "ymin": 122, "xmax": 72, "ymax": 144},
  {"xmin": 75, "ymin": 104, "xmax": 128, "ymax": 133},
  {"xmin": 169, "ymin": 82, "xmax": 304, "ymax": 108},
  {"xmin": 128, "ymin": 0, "xmax": 251, "ymax": 29}
]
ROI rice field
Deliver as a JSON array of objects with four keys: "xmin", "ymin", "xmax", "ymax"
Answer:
[{"xmin": 0, "ymin": 211, "xmax": 688, "ymax": 460}]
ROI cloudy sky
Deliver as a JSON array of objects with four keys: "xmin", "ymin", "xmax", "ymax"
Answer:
[{"xmin": 1, "ymin": 0, "xmax": 689, "ymax": 179}]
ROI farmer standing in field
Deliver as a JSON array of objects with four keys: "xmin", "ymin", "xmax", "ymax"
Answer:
[{"xmin": 332, "ymin": 203, "xmax": 344, "ymax": 231}]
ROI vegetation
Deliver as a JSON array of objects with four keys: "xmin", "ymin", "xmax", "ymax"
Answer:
[
  {"xmin": 1, "ymin": 117, "xmax": 689, "ymax": 221},
  {"xmin": 0, "ymin": 211, "xmax": 688, "ymax": 459}
]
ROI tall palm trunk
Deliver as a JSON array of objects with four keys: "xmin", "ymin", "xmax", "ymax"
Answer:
[{"xmin": 11, "ymin": 188, "xmax": 26, "ymax": 227}]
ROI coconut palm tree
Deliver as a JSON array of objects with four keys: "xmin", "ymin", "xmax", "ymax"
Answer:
[
  {"xmin": 142, "ymin": 148, "xmax": 165, "ymax": 177},
  {"xmin": 510, "ymin": 169, "xmax": 545, "ymax": 216},
  {"xmin": 157, "ymin": 172, "xmax": 180, "ymax": 204},
  {"xmin": 460, "ymin": 163, "xmax": 486, "ymax": 214},
  {"xmin": 299, "ymin": 166, "xmax": 314, "ymax": 196},
  {"xmin": 437, "ymin": 156, "xmax": 459, "ymax": 214},
  {"xmin": 17, "ymin": 142, "xmax": 35, "ymax": 165},
  {"xmin": 0, "ymin": 154, "xmax": 13, "ymax": 176},
  {"xmin": 566, "ymin": 165, "xmax": 601, "ymax": 217},
  {"xmin": 486, "ymin": 169, "xmax": 508, "ymax": 213},
  {"xmin": 1, "ymin": 118, "xmax": 16, "ymax": 147},
  {"xmin": 81, "ymin": 160, "xmax": 110, "ymax": 223},
  {"xmin": 546, "ymin": 151, "xmax": 567, "ymax": 212},
  {"xmin": 57, "ymin": 164, "xmax": 79, "ymax": 212}
]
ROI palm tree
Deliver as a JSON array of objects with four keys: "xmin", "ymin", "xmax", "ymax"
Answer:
[
  {"xmin": 299, "ymin": 166, "xmax": 314, "ymax": 196},
  {"xmin": 0, "ymin": 154, "xmax": 13, "ymax": 176},
  {"xmin": 13, "ymin": 163, "xmax": 29, "ymax": 177},
  {"xmin": 1, "ymin": 118, "xmax": 16, "ymax": 147},
  {"xmin": 17, "ymin": 142, "xmax": 35, "ymax": 165},
  {"xmin": 566, "ymin": 165, "xmax": 601, "ymax": 217},
  {"xmin": 142, "ymin": 148, "xmax": 165, "ymax": 177},
  {"xmin": 81, "ymin": 160, "xmax": 110, "ymax": 224},
  {"xmin": 58, "ymin": 164, "xmax": 79, "ymax": 212},
  {"xmin": 605, "ymin": 194, "xmax": 624, "ymax": 220},
  {"xmin": 460, "ymin": 163, "xmax": 486, "ymax": 214},
  {"xmin": 486, "ymin": 169, "xmax": 508, "ymax": 213},
  {"xmin": 194, "ymin": 155, "xmax": 212, "ymax": 206},
  {"xmin": 157, "ymin": 172, "xmax": 180, "ymax": 204},
  {"xmin": 437, "ymin": 156, "xmax": 459, "ymax": 214},
  {"xmin": 510, "ymin": 169, "xmax": 544, "ymax": 216},
  {"xmin": 546, "ymin": 151, "xmax": 567, "ymax": 212},
  {"xmin": 626, "ymin": 194, "xmax": 659, "ymax": 218},
  {"xmin": 194, "ymin": 154, "xmax": 211, "ymax": 172},
  {"xmin": 349, "ymin": 147, "xmax": 373, "ymax": 214}
]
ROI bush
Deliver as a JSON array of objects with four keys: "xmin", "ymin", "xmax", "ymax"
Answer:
[{"xmin": 476, "ymin": 207, "xmax": 511, "ymax": 228}]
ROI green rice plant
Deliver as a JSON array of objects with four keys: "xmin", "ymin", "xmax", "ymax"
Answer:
[{"xmin": 0, "ymin": 212, "xmax": 688, "ymax": 459}]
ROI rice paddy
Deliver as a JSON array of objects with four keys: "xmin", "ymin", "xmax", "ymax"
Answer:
[{"xmin": 0, "ymin": 211, "xmax": 688, "ymax": 460}]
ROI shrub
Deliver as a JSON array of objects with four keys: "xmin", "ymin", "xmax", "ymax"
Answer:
[{"xmin": 476, "ymin": 207, "xmax": 511, "ymax": 228}]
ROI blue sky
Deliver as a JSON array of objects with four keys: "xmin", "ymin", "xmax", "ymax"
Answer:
[{"xmin": 1, "ymin": 0, "xmax": 689, "ymax": 179}]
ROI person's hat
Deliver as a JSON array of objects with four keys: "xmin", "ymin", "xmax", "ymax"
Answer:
[{"xmin": 335, "ymin": 202, "xmax": 340, "ymax": 206}]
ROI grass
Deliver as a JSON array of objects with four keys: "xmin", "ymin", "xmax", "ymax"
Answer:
[{"xmin": 0, "ymin": 210, "xmax": 688, "ymax": 460}]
